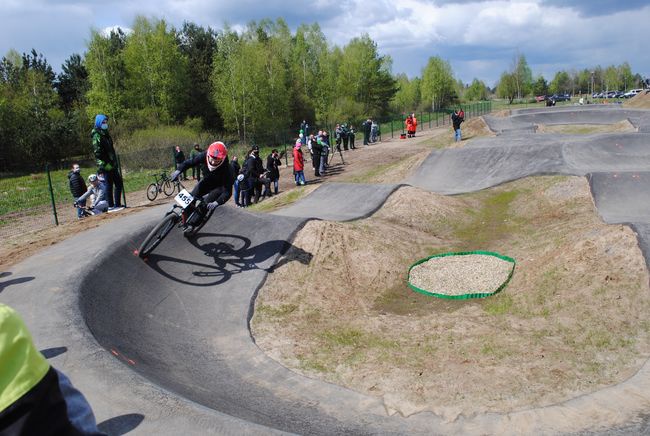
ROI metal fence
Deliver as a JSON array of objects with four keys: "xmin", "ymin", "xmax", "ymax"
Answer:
[{"xmin": 0, "ymin": 101, "xmax": 493, "ymax": 242}]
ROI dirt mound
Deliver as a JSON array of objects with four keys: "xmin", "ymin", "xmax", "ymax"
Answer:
[
  {"xmin": 624, "ymin": 90, "xmax": 650, "ymax": 109},
  {"xmin": 252, "ymin": 176, "xmax": 650, "ymax": 419}
]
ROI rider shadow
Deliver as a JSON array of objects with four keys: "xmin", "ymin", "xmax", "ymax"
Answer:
[
  {"xmin": 143, "ymin": 233, "xmax": 313, "ymax": 287},
  {"xmin": 0, "ymin": 272, "xmax": 35, "ymax": 294}
]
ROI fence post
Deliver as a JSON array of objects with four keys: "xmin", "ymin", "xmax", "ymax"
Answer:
[
  {"xmin": 46, "ymin": 164, "xmax": 59, "ymax": 226},
  {"xmin": 117, "ymin": 154, "xmax": 127, "ymax": 208},
  {"xmin": 391, "ymin": 120, "xmax": 394, "ymax": 138}
]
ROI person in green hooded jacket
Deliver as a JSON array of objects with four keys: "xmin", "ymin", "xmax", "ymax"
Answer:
[{"xmin": 92, "ymin": 114, "xmax": 123, "ymax": 209}]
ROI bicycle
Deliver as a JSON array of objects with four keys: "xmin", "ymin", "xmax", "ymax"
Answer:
[
  {"xmin": 146, "ymin": 171, "xmax": 176, "ymax": 201},
  {"xmin": 138, "ymin": 184, "xmax": 216, "ymax": 258}
]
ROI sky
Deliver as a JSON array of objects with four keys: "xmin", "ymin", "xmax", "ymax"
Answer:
[{"xmin": 1, "ymin": 0, "xmax": 649, "ymax": 88}]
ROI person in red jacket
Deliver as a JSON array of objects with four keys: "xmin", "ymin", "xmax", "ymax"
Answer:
[
  {"xmin": 293, "ymin": 140, "xmax": 306, "ymax": 185},
  {"xmin": 411, "ymin": 113, "xmax": 418, "ymax": 137}
]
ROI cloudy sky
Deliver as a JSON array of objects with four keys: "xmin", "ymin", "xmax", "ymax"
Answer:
[{"xmin": 1, "ymin": 0, "xmax": 649, "ymax": 87}]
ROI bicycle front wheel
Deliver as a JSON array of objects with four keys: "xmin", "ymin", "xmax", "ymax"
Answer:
[
  {"xmin": 138, "ymin": 213, "xmax": 179, "ymax": 258},
  {"xmin": 163, "ymin": 180, "xmax": 175, "ymax": 196},
  {"xmin": 146, "ymin": 183, "xmax": 159, "ymax": 201}
]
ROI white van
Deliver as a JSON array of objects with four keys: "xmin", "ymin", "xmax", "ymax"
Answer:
[{"xmin": 623, "ymin": 89, "xmax": 643, "ymax": 98}]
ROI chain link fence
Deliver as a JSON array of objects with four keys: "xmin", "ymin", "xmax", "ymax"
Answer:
[{"xmin": 0, "ymin": 101, "xmax": 493, "ymax": 243}]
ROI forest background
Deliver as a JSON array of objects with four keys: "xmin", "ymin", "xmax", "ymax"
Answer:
[{"xmin": 0, "ymin": 16, "xmax": 645, "ymax": 173}]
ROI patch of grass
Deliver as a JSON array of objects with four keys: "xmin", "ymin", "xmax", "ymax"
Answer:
[
  {"xmin": 255, "ymin": 303, "xmax": 298, "ymax": 319},
  {"xmin": 248, "ymin": 188, "xmax": 310, "ymax": 212},
  {"xmin": 451, "ymin": 189, "xmax": 521, "ymax": 249},
  {"xmin": 343, "ymin": 159, "xmax": 406, "ymax": 183},
  {"xmin": 483, "ymin": 293, "xmax": 514, "ymax": 316},
  {"xmin": 297, "ymin": 354, "xmax": 330, "ymax": 373},
  {"xmin": 0, "ymin": 166, "xmax": 165, "ymax": 216},
  {"xmin": 320, "ymin": 327, "xmax": 399, "ymax": 350}
]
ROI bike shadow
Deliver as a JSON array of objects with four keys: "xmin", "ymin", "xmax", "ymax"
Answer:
[{"xmin": 142, "ymin": 233, "xmax": 312, "ymax": 287}]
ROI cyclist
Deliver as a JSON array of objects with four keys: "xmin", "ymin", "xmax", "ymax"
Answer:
[{"xmin": 171, "ymin": 141, "xmax": 233, "ymax": 225}]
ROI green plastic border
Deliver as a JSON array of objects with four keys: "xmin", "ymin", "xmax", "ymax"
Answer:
[{"xmin": 407, "ymin": 251, "xmax": 516, "ymax": 300}]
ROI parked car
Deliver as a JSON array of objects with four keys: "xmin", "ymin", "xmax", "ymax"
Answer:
[
  {"xmin": 535, "ymin": 95, "xmax": 547, "ymax": 102},
  {"xmin": 549, "ymin": 94, "xmax": 571, "ymax": 102},
  {"xmin": 623, "ymin": 89, "xmax": 643, "ymax": 98}
]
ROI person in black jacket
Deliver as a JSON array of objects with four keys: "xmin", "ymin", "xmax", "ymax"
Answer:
[
  {"xmin": 171, "ymin": 142, "xmax": 233, "ymax": 224},
  {"xmin": 266, "ymin": 149, "xmax": 281, "ymax": 195},
  {"xmin": 451, "ymin": 109, "xmax": 465, "ymax": 142},
  {"xmin": 174, "ymin": 146, "xmax": 187, "ymax": 180},
  {"xmin": 68, "ymin": 163, "xmax": 87, "ymax": 219},
  {"xmin": 241, "ymin": 146, "xmax": 271, "ymax": 204}
]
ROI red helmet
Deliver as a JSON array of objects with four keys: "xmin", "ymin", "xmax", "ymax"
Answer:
[{"xmin": 206, "ymin": 141, "xmax": 227, "ymax": 170}]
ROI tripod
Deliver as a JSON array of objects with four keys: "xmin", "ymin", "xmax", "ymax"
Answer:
[{"xmin": 328, "ymin": 144, "xmax": 345, "ymax": 165}]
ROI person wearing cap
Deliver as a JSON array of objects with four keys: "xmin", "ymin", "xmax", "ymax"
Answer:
[
  {"xmin": 75, "ymin": 174, "xmax": 109, "ymax": 214},
  {"xmin": 91, "ymin": 114, "xmax": 123, "ymax": 209},
  {"xmin": 0, "ymin": 303, "xmax": 104, "ymax": 434},
  {"xmin": 68, "ymin": 163, "xmax": 87, "ymax": 219},
  {"xmin": 171, "ymin": 141, "xmax": 233, "ymax": 218}
]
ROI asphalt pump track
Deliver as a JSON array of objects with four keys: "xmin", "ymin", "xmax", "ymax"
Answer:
[{"xmin": 4, "ymin": 105, "xmax": 650, "ymax": 435}]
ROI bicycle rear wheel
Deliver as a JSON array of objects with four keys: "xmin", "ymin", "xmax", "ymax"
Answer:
[
  {"xmin": 138, "ymin": 213, "xmax": 179, "ymax": 258},
  {"xmin": 146, "ymin": 183, "xmax": 159, "ymax": 201},
  {"xmin": 163, "ymin": 180, "xmax": 175, "ymax": 196}
]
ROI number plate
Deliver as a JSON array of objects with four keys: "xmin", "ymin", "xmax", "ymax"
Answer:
[{"xmin": 174, "ymin": 189, "xmax": 194, "ymax": 209}]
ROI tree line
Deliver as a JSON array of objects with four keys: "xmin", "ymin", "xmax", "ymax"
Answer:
[
  {"xmin": 496, "ymin": 54, "xmax": 645, "ymax": 103},
  {"xmin": 1, "ymin": 16, "xmax": 645, "ymax": 172}
]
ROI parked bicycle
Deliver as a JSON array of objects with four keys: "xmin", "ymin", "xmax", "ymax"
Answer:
[
  {"xmin": 138, "ymin": 184, "xmax": 216, "ymax": 258},
  {"xmin": 146, "ymin": 171, "xmax": 177, "ymax": 201}
]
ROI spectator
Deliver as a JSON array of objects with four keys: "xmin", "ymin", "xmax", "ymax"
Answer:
[
  {"xmin": 341, "ymin": 124, "xmax": 350, "ymax": 151},
  {"xmin": 92, "ymin": 114, "xmax": 123, "ymax": 209},
  {"xmin": 242, "ymin": 146, "xmax": 270, "ymax": 204},
  {"xmin": 311, "ymin": 134, "xmax": 322, "ymax": 177},
  {"xmin": 174, "ymin": 146, "xmax": 187, "ymax": 180},
  {"xmin": 0, "ymin": 303, "xmax": 105, "ymax": 435},
  {"xmin": 451, "ymin": 108, "xmax": 465, "ymax": 142},
  {"xmin": 68, "ymin": 164, "xmax": 87, "ymax": 219},
  {"xmin": 230, "ymin": 156, "xmax": 241, "ymax": 207},
  {"xmin": 411, "ymin": 113, "xmax": 418, "ymax": 137},
  {"xmin": 300, "ymin": 120, "xmax": 309, "ymax": 144},
  {"xmin": 76, "ymin": 174, "xmax": 109, "ymax": 214},
  {"xmin": 189, "ymin": 143, "xmax": 203, "ymax": 180},
  {"xmin": 266, "ymin": 149, "xmax": 282, "ymax": 195},
  {"xmin": 349, "ymin": 125, "xmax": 356, "ymax": 149},
  {"xmin": 371, "ymin": 120, "xmax": 379, "ymax": 143},
  {"xmin": 319, "ymin": 131, "xmax": 330, "ymax": 176},
  {"xmin": 362, "ymin": 118, "xmax": 372, "ymax": 145},
  {"xmin": 405, "ymin": 114, "xmax": 414, "ymax": 138},
  {"xmin": 293, "ymin": 140, "xmax": 306, "ymax": 186},
  {"xmin": 335, "ymin": 124, "xmax": 343, "ymax": 153}
]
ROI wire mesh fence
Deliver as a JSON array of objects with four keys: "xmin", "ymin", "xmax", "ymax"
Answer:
[{"xmin": 0, "ymin": 101, "xmax": 493, "ymax": 243}]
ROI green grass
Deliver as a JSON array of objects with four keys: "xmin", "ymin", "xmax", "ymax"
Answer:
[
  {"xmin": 0, "ymin": 166, "xmax": 168, "ymax": 216},
  {"xmin": 248, "ymin": 187, "xmax": 311, "ymax": 212},
  {"xmin": 451, "ymin": 189, "xmax": 522, "ymax": 249}
]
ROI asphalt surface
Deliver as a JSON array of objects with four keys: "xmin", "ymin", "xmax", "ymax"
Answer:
[{"xmin": 3, "ymin": 105, "xmax": 650, "ymax": 435}]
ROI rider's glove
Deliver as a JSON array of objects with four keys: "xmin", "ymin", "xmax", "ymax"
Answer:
[
  {"xmin": 170, "ymin": 170, "xmax": 181, "ymax": 181},
  {"xmin": 207, "ymin": 201, "xmax": 219, "ymax": 211}
]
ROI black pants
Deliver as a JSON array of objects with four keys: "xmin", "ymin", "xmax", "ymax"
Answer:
[
  {"xmin": 342, "ymin": 136, "xmax": 349, "ymax": 150},
  {"xmin": 313, "ymin": 154, "xmax": 321, "ymax": 176},
  {"xmin": 104, "ymin": 168, "xmax": 123, "ymax": 208},
  {"xmin": 191, "ymin": 180, "xmax": 229, "ymax": 205}
]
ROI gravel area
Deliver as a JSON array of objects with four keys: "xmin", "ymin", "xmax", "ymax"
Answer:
[{"xmin": 409, "ymin": 253, "xmax": 514, "ymax": 296}]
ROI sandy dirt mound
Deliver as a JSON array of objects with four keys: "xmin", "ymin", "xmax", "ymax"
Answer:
[
  {"xmin": 624, "ymin": 91, "xmax": 650, "ymax": 109},
  {"xmin": 252, "ymin": 176, "xmax": 650, "ymax": 420}
]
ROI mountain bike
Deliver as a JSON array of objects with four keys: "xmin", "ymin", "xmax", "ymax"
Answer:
[
  {"xmin": 146, "ymin": 171, "xmax": 175, "ymax": 201},
  {"xmin": 138, "ymin": 186, "xmax": 216, "ymax": 258}
]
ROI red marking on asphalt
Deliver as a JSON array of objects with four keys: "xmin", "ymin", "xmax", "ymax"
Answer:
[
  {"xmin": 127, "ymin": 359, "xmax": 136, "ymax": 365},
  {"xmin": 111, "ymin": 349, "xmax": 119, "ymax": 356},
  {"xmin": 613, "ymin": 174, "xmax": 618, "ymax": 178},
  {"xmin": 133, "ymin": 250, "xmax": 139, "ymax": 256},
  {"xmin": 633, "ymin": 174, "xmax": 640, "ymax": 179}
]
